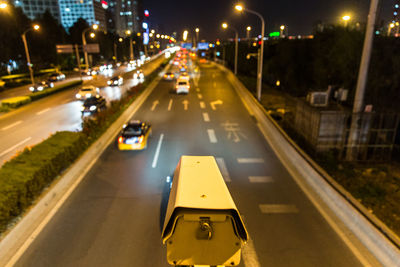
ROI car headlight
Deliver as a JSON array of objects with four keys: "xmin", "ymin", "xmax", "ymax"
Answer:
[
  {"xmin": 90, "ymin": 105, "xmax": 97, "ymax": 111},
  {"xmin": 76, "ymin": 93, "xmax": 81, "ymax": 98},
  {"xmin": 86, "ymin": 93, "xmax": 91, "ymax": 98},
  {"xmin": 80, "ymin": 106, "xmax": 85, "ymax": 111},
  {"xmin": 38, "ymin": 86, "xmax": 43, "ymax": 91},
  {"xmin": 107, "ymin": 81, "xmax": 112, "ymax": 85},
  {"xmin": 29, "ymin": 87, "xmax": 34, "ymax": 91},
  {"xmin": 87, "ymin": 72, "xmax": 91, "ymax": 75},
  {"xmin": 114, "ymin": 81, "xmax": 118, "ymax": 84}
]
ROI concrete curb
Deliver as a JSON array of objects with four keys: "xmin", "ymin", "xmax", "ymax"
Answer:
[
  {"xmin": 215, "ymin": 63, "xmax": 400, "ymax": 266},
  {"xmin": 0, "ymin": 61, "xmax": 170, "ymax": 266}
]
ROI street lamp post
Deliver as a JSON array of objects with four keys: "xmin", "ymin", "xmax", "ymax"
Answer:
[
  {"xmin": 342, "ymin": 15, "xmax": 351, "ymax": 27},
  {"xmin": 222, "ymin": 22, "xmax": 239, "ymax": 75},
  {"xmin": 235, "ymin": 4, "xmax": 265, "ymax": 101},
  {"xmin": 195, "ymin": 28, "xmax": 199, "ymax": 46},
  {"xmin": 21, "ymin": 24, "xmax": 40, "ymax": 85},
  {"xmin": 388, "ymin": 23, "xmax": 395, "ymax": 36},
  {"xmin": 126, "ymin": 30, "xmax": 134, "ymax": 61},
  {"xmin": 280, "ymin": 25, "xmax": 285, "ymax": 38},
  {"xmin": 82, "ymin": 24, "xmax": 98, "ymax": 71},
  {"xmin": 246, "ymin": 26, "xmax": 251, "ymax": 46}
]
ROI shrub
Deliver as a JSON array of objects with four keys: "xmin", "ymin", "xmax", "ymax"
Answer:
[{"xmin": 1, "ymin": 96, "xmax": 31, "ymax": 108}]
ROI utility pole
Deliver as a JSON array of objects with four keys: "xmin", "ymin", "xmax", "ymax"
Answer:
[
  {"xmin": 74, "ymin": 44, "xmax": 82, "ymax": 81},
  {"xmin": 346, "ymin": 0, "xmax": 379, "ymax": 161}
]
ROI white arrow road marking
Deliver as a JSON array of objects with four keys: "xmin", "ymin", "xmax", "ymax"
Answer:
[
  {"xmin": 197, "ymin": 93, "xmax": 203, "ymax": 99},
  {"xmin": 207, "ymin": 129, "xmax": 217, "ymax": 143},
  {"xmin": 200, "ymin": 101, "xmax": 206, "ymax": 109},
  {"xmin": 182, "ymin": 100, "xmax": 189, "ymax": 110},
  {"xmin": 0, "ymin": 137, "xmax": 32, "ymax": 157},
  {"xmin": 249, "ymin": 176, "xmax": 273, "ymax": 183},
  {"xmin": 167, "ymin": 99, "xmax": 173, "ymax": 111},
  {"xmin": 36, "ymin": 108, "xmax": 51, "ymax": 115},
  {"xmin": 216, "ymin": 158, "xmax": 231, "ymax": 182},
  {"xmin": 152, "ymin": 134, "xmax": 164, "ymax": 168},
  {"xmin": 151, "ymin": 100, "xmax": 159, "ymax": 111},
  {"xmin": 2, "ymin": 120, "xmax": 22, "ymax": 131},
  {"xmin": 202, "ymin": 112, "xmax": 210, "ymax": 122},
  {"xmin": 210, "ymin": 100, "xmax": 223, "ymax": 110}
]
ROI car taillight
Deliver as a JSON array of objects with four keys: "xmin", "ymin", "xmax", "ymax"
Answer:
[{"xmin": 118, "ymin": 136, "xmax": 123, "ymax": 143}]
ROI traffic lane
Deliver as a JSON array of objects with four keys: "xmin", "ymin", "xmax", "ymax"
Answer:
[
  {"xmin": 13, "ymin": 78, "xmax": 175, "ymax": 267},
  {"xmin": 196, "ymin": 64, "xmax": 365, "ymax": 266}
]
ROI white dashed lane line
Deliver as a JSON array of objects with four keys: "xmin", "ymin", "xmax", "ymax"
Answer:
[
  {"xmin": 2, "ymin": 120, "xmax": 23, "ymax": 131},
  {"xmin": 237, "ymin": 158, "xmax": 265, "ymax": 164},
  {"xmin": 200, "ymin": 101, "xmax": 206, "ymax": 109},
  {"xmin": 259, "ymin": 204, "xmax": 299, "ymax": 214},
  {"xmin": 202, "ymin": 112, "xmax": 210, "ymax": 122},
  {"xmin": 249, "ymin": 176, "xmax": 273, "ymax": 183},
  {"xmin": 0, "ymin": 137, "xmax": 32, "ymax": 157},
  {"xmin": 36, "ymin": 108, "xmax": 51, "ymax": 115},
  {"xmin": 168, "ymin": 99, "xmax": 173, "ymax": 111},
  {"xmin": 151, "ymin": 133, "xmax": 164, "ymax": 168},
  {"xmin": 207, "ymin": 129, "xmax": 217, "ymax": 143},
  {"xmin": 197, "ymin": 93, "xmax": 203, "ymax": 99},
  {"xmin": 216, "ymin": 157, "xmax": 231, "ymax": 182}
]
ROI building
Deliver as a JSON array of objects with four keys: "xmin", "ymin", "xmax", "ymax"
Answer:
[
  {"xmin": 14, "ymin": 0, "xmax": 61, "ymax": 21},
  {"xmin": 59, "ymin": 0, "xmax": 107, "ymax": 30},
  {"xmin": 112, "ymin": 0, "xmax": 143, "ymax": 36}
]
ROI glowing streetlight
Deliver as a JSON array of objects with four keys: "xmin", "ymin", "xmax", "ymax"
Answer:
[
  {"xmin": 388, "ymin": 22, "xmax": 396, "ymax": 36},
  {"xmin": 92, "ymin": 24, "xmax": 99, "ymax": 30},
  {"xmin": 151, "ymin": 29, "xmax": 155, "ymax": 34},
  {"xmin": 156, "ymin": 34, "xmax": 160, "ymax": 38},
  {"xmin": 195, "ymin": 27, "xmax": 200, "ymax": 46},
  {"xmin": 195, "ymin": 28, "xmax": 199, "ymax": 33},
  {"xmin": 246, "ymin": 26, "xmax": 251, "ymax": 31},
  {"xmin": 126, "ymin": 30, "xmax": 131, "ymax": 35},
  {"xmin": 235, "ymin": 3, "xmax": 265, "ymax": 101},
  {"xmin": 342, "ymin": 15, "xmax": 351, "ymax": 27},
  {"xmin": 221, "ymin": 22, "xmax": 238, "ymax": 75},
  {"xmin": 21, "ymin": 24, "xmax": 40, "ymax": 85},
  {"xmin": 118, "ymin": 37, "xmax": 123, "ymax": 42},
  {"xmin": 183, "ymin": 30, "xmax": 188, "ymax": 41},
  {"xmin": 0, "ymin": 2, "xmax": 7, "ymax": 9},
  {"xmin": 82, "ymin": 24, "xmax": 99, "ymax": 70},
  {"xmin": 89, "ymin": 32, "xmax": 95, "ymax": 38},
  {"xmin": 280, "ymin": 25, "xmax": 286, "ymax": 38}
]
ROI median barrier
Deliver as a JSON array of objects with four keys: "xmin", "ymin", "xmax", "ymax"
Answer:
[
  {"xmin": 215, "ymin": 63, "xmax": 400, "ymax": 266},
  {"xmin": 1, "ymin": 96, "xmax": 31, "ymax": 108}
]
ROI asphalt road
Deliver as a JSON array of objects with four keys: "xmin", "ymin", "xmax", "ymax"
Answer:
[
  {"xmin": 12, "ymin": 59, "xmax": 373, "ymax": 266},
  {"xmin": 0, "ymin": 54, "xmax": 166, "ymax": 166}
]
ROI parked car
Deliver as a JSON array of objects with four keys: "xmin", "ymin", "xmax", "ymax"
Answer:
[{"xmin": 29, "ymin": 81, "xmax": 54, "ymax": 92}]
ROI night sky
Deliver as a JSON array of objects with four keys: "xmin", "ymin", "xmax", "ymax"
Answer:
[{"xmin": 143, "ymin": 0, "xmax": 394, "ymax": 41}]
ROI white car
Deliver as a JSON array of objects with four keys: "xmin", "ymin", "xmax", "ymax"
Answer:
[
  {"xmin": 175, "ymin": 79, "xmax": 190, "ymax": 94},
  {"xmin": 179, "ymin": 72, "xmax": 190, "ymax": 81},
  {"xmin": 76, "ymin": 86, "xmax": 99, "ymax": 100},
  {"xmin": 133, "ymin": 70, "xmax": 144, "ymax": 80}
]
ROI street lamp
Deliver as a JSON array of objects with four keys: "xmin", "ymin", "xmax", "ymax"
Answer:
[
  {"xmin": 235, "ymin": 3, "xmax": 265, "ymax": 101},
  {"xmin": 342, "ymin": 15, "xmax": 351, "ymax": 27},
  {"xmin": 183, "ymin": 30, "xmax": 188, "ymax": 41},
  {"xmin": 21, "ymin": 24, "xmax": 40, "ymax": 85},
  {"xmin": 222, "ymin": 22, "xmax": 239, "ymax": 75},
  {"xmin": 280, "ymin": 25, "xmax": 285, "ymax": 37},
  {"xmin": 89, "ymin": 32, "xmax": 95, "ymax": 38},
  {"xmin": 246, "ymin": 26, "xmax": 251, "ymax": 45},
  {"xmin": 0, "ymin": 2, "xmax": 7, "ymax": 9},
  {"xmin": 195, "ymin": 27, "xmax": 200, "ymax": 45},
  {"xmin": 388, "ymin": 22, "xmax": 395, "ymax": 36},
  {"xmin": 82, "ymin": 24, "xmax": 98, "ymax": 71},
  {"xmin": 126, "ymin": 30, "xmax": 134, "ymax": 61}
]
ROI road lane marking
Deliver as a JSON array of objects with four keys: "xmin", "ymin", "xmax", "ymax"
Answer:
[
  {"xmin": 237, "ymin": 158, "xmax": 264, "ymax": 164},
  {"xmin": 151, "ymin": 100, "xmax": 159, "ymax": 111},
  {"xmin": 0, "ymin": 137, "xmax": 32, "ymax": 157},
  {"xmin": 2, "ymin": 120, "xmax": 22, "ymax": 131},
  {"xmin": 210, "ymin": 100, "xmax": 223, "ymax": 110},
  {"xmin": 207, "ymin": 129, "xmax": 217, "ymax": 143},
  {"xmin": 200, "ymin": 101, "xmax": 206, "ymax": 109},
  {"xmin": 242, "ymin": 235, "xmax": 261, "ymax": 267},
  {"xmin": 197, "ymin": 93, "xmax": 203, "ymax": 99},
  {"xmin": 202, "ymin": 112, "xmax": 210, "ymax": 122},
  {"xmin": 168, "ymin": 99, "xmax": 173, "ymax": 111},
  {"xmin": 216, "ymin": 158, "xmax": 231, "ymax": 182},
  {"xmin": 182, "ymin": 100, "xmax": 189, "ymax": 110},
  {"xmin": 249, "ymin": 176, "xmax": 273, "ymax": 183},
  {"xmin": 212, "ymin": 73, "xmax": 216, "ymax": 78},
  {"xmin": 259, "ymin": 204, "xmax": 299, "ymax": 214},
  {"xmin": 152, "ymin": 133, "xmax": 164, "ymax": 168},
  {"xmin": 196, "ymin": 88, "xmax": 200, "ymax": 92},
  {"xmin": 213, "ymin": 81, "xmax": 216, "ymax": 87},
  {"xmin": 36, "ymin": 108, "xmax": 51, "ymax": 115}
]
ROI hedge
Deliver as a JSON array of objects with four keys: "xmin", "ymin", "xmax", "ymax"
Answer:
[
  {"xmin": 1, "ymin": 96, "xmax": 31, "ymax": 108},
  {"xmin": 0, "ymin": 131, "xmax": 86, "ymax": 232},
  {"xmin": 0, "ymin": 56, "xmax": 171, "ymax": 233}
]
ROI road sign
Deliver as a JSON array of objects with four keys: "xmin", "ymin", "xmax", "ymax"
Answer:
[
  {"xmin": 56, "ymin": 44, "xmax": 73, "ymax": 53},
  {"xmin": 83, "ymin": 43, "xmax": 100, "ymax": 53}
]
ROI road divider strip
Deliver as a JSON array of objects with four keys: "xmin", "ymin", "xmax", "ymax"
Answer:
[{"xmin": 216, "ymin": 62, "xmax": 399, "ymax": 265}]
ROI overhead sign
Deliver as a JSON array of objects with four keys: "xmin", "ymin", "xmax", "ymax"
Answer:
[
  {"xmin": 56, "ymin": 44, "xmax": 73, "ymax": 53},
  {"xmin": 197, "ymin": 42, "xmax": 209, "ymax": 50},
  {"xmin": 143, "ymin": 32, "xmax": 149, "ymax": 45},
  {"xmin": 269, "ymin": 32, "xmax": 280, "ymax": 37},
  {"xmin": 181, "ymin": 43, "xmax": 192, "ymax": 49},
  {"xmin": 83, "ymin": 43, "xmax": 100, "ymax": 53}
]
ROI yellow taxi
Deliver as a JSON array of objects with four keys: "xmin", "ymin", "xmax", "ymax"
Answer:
[{"xmin": 117, "ymin": 120, "xmax": 151, "ymax": 150}]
